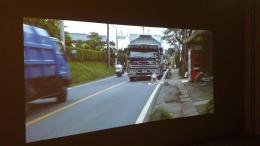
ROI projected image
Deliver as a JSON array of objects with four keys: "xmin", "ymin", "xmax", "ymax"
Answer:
[{"xmin": 24, "ymin": 17, "xmax": 214, "ymax": 143}]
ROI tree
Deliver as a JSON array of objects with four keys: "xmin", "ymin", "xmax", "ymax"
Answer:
[
  {"xmin": 86, "ymin": 32, "xmax": 105, "ymax": 50},
  {"xmin": 167, "ymin": 48, "xmax": 175, "ymax": 56},
  {"xmin": 65, "ymin": 32, "xmax": 73, "ymax": 47},
  {"xmin": 23, "ymin": 18, "xmax": 73, "ymax": 48},
  {"xmin": 109, "ymin": 41, "xmax": 115, "ymax": 48},
  {"xmin": 117, "ymin": 49, "xmax": 127, "ymax": 67},
  {"xmin": 75, "ymin": 40, "xmax": 90, "ymax": 49},
  {"xmin": 23, "ymin": 18, "xmax": 61, "ymax": 39},
  {"xmin": 162, "ymin": 28, "xmax": 192, "ymax": 49}
]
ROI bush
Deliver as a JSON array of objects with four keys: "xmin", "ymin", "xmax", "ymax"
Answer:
[
  {"xmin": 204, "ymin": 98, "xmax": 214, "ymax": 114},
  {"xmin": 149, "ymin": 107, "xmax": 173, "ymax": 121},
  {"xmin": 159, "ymin": 108, "xmax": 173, "ymax": 120},
  {"xmin": 76, "ymin": 49, "xmax": 107, "ymax": 62}
]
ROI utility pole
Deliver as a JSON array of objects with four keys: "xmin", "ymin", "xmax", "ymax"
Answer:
[
  {"xmin": 143, "ymin": 26, "xmax": 145, "ymax": 34},
  {"xmin": 107, "ymin": 24, "xmax": 110, "ymax": 69},
  {"xmin": 60, "ymin": 20, "xmax": 65, "ymax": 51},
  {"xmin": 115, "ymin": 28, "xmax": 118, "ymax": 65},
  {"xmin": 111, "ymin": 25, "xmax": 119, "ymax": 66}
]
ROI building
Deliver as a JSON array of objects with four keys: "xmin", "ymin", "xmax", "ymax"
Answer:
[
  {"xmin": 68, "ymin": 32, "xmax": 107, "ymax": 42},
  {"xmin": 69, "ymin": 33, "xmax": 88, "ymax": 41},
  {"xmin": 181, "ymin": 30, "xmax": 213, "ymax": 81}
]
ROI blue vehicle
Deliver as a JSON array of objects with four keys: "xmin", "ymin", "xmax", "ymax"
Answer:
[{"xmin": 24, "ymin": 24, "xmax": 71, "ymax": 105}]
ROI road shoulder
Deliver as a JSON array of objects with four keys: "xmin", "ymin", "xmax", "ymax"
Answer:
[{"xmin": 148, "ymin": 69, "xmax": 213, "ymax": 122}]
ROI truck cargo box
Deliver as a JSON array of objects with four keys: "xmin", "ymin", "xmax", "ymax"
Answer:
[{"xmin": 23, "ymin": 24, "xmax": 57, "ymax": 80}]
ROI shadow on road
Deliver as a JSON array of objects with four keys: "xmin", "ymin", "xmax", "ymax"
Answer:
[
  {"xmin": 26, "ymin": 98, "xmax": 61, "ymax": 117},
  {"xmin": 129, "ymin": 77, "xmax": 151, "ymax": 82}
]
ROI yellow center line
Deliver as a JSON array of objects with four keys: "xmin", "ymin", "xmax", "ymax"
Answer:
[{"xmin": 26, "ymin": 81, "xmax": 127, "ymax": 127}]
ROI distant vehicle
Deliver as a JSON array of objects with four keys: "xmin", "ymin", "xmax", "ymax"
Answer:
[
  {"xmin": 115, "ymin": 64, "xmax": 124, "ymax": 77},
  {"xmin": 24, "ymin": 24, "xmax": 71, "ymax": 108},
  {"xmin": 126, "ymin": 35, "xmax": 165, "ymax": 81}
]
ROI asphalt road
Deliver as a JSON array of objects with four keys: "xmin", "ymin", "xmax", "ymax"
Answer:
[{"xmin": 26, "ymin": 73, "xmax": 158, "ymax": 143}]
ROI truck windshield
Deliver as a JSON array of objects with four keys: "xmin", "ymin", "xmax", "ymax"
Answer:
[{"xmin": 129, "ymin": 51, "xmax": 158, "ymax": 58}]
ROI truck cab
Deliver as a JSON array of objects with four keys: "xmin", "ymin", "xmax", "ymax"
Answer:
[
  {"xmin": 127, "ymin": 44, "xmax": 164, "ymax": 81},
  {"xmin": 126, "ymin": 35, "xmax": 164, "ymax": 81}
]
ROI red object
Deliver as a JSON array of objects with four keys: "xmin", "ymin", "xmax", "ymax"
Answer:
[{"xmin": 190, "ymin": 50, "xmax": 201, "ymax": 81}]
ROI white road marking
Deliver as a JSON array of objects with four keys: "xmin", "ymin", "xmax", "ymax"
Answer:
[
  {"xmin": 181, "ymin": 79, "xmax": 189, "ymax": 83},
  {"xmin": 135, "ymin": 69, "xmax": 169, "ymax": 124},
  {"xmin": 26, "ymin": 81, "xmax": 127, "ymax": 127}
]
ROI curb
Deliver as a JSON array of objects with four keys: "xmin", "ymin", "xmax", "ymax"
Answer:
[{"xmin": 135, "ymin": 69, "xmax": 169, "ymax": 124}]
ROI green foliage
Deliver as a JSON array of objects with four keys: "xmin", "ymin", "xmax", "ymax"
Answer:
[
  {"xmin": 175, "ymin": 50, "xmax": 181, "ymax": 68},
  {"xmin": 86, "ymin": 32, "xmax": 105, "ymax": 50},
  {"xmin": 117, "ymin": 49, "xmax": 127, "ymax": 66},
  {"xmin": 65, "ymin": 32, "xmax": 73, "ymax": 47},
  {"xmin": 159, "ymin": 108, "xmax": 173, "ymax": 120},
  {"xmin": 69, "ymin": 61, "xmax": 114, "ymax": 86},
  {"xmin": 162, "ymin": 28, "xmax": 192, "ymax": 47},
  {"xmin": 24, "ymin": 18, "xmax": 61, "ymax": 39},
  {"xmin": 162, "ymin": 28, "xmax": 180, "ymax": 46},
  {"xmin": 75, "ymin": 40, "xmax": 91, "ymax": 49},
  {"xmin": 204, "ymin": 98, "xmax": 214, "ymax": 114},
  {"xmin": 167, "ymin": 48, "xmax": 175, "ymax": 56},
  {"xmin": 149, "ymin": 107, "xmax": 173, "ymax": 121},
  {"xmin": 109, "ymin": 41, "xmax": 115, "ymax": 47},
  {"xmin": 23, "ymin": 18, "xmax": 73, "ymax": 47},
  {"xmin": 76, "ymin": 49, "xmax": 107, "ymax": 62}
]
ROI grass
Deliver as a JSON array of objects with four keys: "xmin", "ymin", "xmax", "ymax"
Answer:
[
  {"xmin": 204, "ymin": 98, "xmax": 214, "ymax": 114},
  {"xmin": 69, "ymin": 61, "xmax": 115, "ymax": 86},
  {"xmin": 150, "ymin": 107, "xmax": 173, "ymax": 121},
  {"xmin": 159, "ymin": 108, "xmax": 173, "ymax": 120}
]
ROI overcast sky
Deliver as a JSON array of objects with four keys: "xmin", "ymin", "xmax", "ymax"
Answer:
[{"xmin": 64, "ymin": 20, "xmax": 171, "ymax": 49}]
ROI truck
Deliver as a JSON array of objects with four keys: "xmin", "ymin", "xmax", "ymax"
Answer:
[
  {"xmin": 24, "ymin": 24, "xmax": 71, "ymax": 108},
  {"xmin": 126, "ymin": 35, "xmax": 165, "ymax": 81}
]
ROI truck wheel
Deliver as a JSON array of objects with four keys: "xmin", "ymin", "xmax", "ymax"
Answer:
[{"xmin": 57, "ymin": 87, "xmax": 67, "ymax": 103}]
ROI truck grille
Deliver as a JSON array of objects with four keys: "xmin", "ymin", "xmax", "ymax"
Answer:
[{"xmin": 130, "ymin": 61, "xmax": 156, "ymax": 65}]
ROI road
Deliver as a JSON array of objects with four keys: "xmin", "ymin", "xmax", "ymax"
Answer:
[{"xmin": 26, "ymin": 74, "xmax": 158, "ymax": 143}]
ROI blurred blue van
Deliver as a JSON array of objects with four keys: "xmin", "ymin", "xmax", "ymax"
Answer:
[{"xmin": 23, "ymin": 24, "xmax": 71, "ymax": 104}]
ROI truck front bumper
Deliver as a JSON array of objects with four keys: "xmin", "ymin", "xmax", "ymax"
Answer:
[
  {"xmin": 128, "ymin": 73, "xmax": 152, "ymax": 78},
  {"xmin": 127, "ymin": 68, "xmax": 160, "ymax": 78}
]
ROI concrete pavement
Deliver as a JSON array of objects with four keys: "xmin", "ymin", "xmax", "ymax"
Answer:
[{"xmin": 149, "ymin": 69, "xmax": 213, "ymax": 121}]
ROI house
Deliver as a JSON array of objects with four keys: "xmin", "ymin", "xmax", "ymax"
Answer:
[{"xmin": 181, "ymin": 30, "xmax": 213, "ymax": 81}]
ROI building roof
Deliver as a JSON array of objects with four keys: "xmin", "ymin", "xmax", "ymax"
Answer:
[
  {"xmin": 69, "ymin": 33, "xmax": 107, "ymax": 42},
  {"xmin": 69, "ymin": 33, "xmax": 88, "ymax": 41}
]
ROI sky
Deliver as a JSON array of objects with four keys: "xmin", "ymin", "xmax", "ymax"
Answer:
[{"xmin": 63, "ymin": 20, "xmax": 171, "ymax": 49}]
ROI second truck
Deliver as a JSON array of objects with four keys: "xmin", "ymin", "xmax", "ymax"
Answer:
[{"xmin": 126, "ymin": 35, "xmax": 166, "ymax": 81}]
